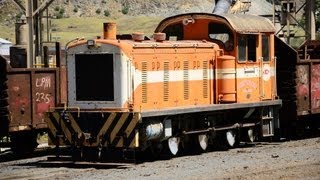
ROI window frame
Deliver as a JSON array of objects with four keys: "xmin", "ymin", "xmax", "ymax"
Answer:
[
  {"xmin": 262, "ymin": 34, "xmax": 270, "ymax": 62},
  {"xmin": 237, "ymin": 34, "xmax": 258, "ymax": 63},
  {"xmin": 208, "ymin": 22, "xmax": 234, "ymax": 51}
]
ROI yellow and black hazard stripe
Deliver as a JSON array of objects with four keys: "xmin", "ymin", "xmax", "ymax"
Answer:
[
  {"xmin": 45, "ymin": 111, "xmax": 141, "ymax": 149},
  {"xmin": 101, "ymin": 112, "xmax": 141, "ymax": 148}
]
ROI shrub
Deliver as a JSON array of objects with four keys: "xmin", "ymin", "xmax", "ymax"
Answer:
[
  {"xmin": 59, "ymin": 8, "xmax": 65, "ymax": 14},
  {"xmin": 54, "ymin": 12, "xmax": 63, "ymax": 19},
  {"xmin": 96, "ymin": 9, "xmax": 101, "ymax": 14},
  {"xmin": 53, "ymin": 7, "xmax": 65, "ymax": 19},
  {"xmin": 121, "ymin": 6, "xmax": 129, "ymax": 14},
  {"xmin": 54, "ymin": 6, "xmax": 60, "ymax": 11},
  {"xmin": 104, "ymin": 10, "xmax": 110, "ymax": 17},
  {"xmin": 15, "ymin": 12, "xmax": 23, "ymax": 20}
]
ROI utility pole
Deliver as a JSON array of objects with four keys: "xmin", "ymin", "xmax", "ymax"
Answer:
[
  {"xmin": 12, "ymin": 0, "xmax": 56, "ymax": 68},
  {"xmin": 26, "ymin": 0, "xmax": 34, "ymax": 68},
  {"xmin": 306, "ymin": 0, "xmax": 316, "ymax": 40}
]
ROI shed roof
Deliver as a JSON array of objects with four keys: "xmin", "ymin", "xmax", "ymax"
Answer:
[{"xmin": 0, "ymin": 38, "xmax": 12, "ymax": 44}]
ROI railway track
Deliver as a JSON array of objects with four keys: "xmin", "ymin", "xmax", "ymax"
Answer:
[{"xmin": 0, "ymin": 136, "xmax": 319, "ymax": 179}]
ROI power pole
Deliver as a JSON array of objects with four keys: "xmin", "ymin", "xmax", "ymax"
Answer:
[
  {"xmin": 306, "ymin": 0, "xmax": 316, "ymax": 40},
  {"xmin": 26, "ymin": 0, "xmax": 34, "ymax": 68},
  {"xmin": 12, "ymin": 0, "xmax": 56, "ymax": 68}
]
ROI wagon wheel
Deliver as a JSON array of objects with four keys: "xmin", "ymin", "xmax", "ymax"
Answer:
[{"xmin": 10, "ymin": 131, "xmax": 38, "ymax": 155}]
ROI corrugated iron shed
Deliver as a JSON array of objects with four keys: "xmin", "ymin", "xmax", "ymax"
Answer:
[{"xmin": 0, "ymin": 38, "xmax": 12, "ymax": 56}]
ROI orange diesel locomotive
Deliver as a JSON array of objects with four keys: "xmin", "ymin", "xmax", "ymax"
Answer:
[{"xmin": 46, "ymin": 13, "xmax": 281, "ymax": 159}]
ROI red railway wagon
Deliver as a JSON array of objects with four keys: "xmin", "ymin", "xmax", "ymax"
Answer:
[
  {"xmin": 276, "ymin": 39, "xmax": 320, "ymax": 137},
  {"xmin": 0, "ymin": 43, "xmax": 64, "ymax": 153}
]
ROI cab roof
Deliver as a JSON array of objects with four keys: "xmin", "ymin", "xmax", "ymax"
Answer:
[{"xmin": 155, "ymin": 13, "xmax": 275, "ymax": 34}]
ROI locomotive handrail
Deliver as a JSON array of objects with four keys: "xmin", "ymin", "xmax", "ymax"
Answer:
[
  {"xmin": 259, "ymin": 57, "xmax": 264, "ymax": 99},
  {"xmin": 215, "ymin": 49, "xmax": 224, "ymax": 103},
  {"xmin": 273, "ymin": 56, "xmax": 278, "ymax": 98}
]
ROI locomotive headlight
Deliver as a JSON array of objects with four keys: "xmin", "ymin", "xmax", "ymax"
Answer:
[{"xmin": 87, "ymin": 39, "xmax": 95, "ymax": 47}]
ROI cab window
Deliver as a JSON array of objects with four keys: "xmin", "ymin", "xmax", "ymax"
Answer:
[
  {"xmin": 238, "ymin": 36, "xmax": 246, "ymax": 61},
  {"xmin": 238, "ymin": 35, "xmax": 257, "ymax": 62},
  {"xmin": 262, "ymin": 35, "xmax": 270, "ymax": 61},
  {"xmin": 208, "ymin": 23, "xmax": 234, "ymax": 51},
  {"xmin": 162, "ymin": 23, "xmax": 184, "ymax": 40}
]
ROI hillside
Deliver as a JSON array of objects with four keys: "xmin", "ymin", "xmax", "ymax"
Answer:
[
  {"xmin": 48, "ymin": 0, "xmax": 214, "ymax": 18},
  {"xmin": 0, "ymin": 0, "xmax": 213, "ymax": 43},
  {"xmin": 0, "ymin": 0, "xmax": 311, "ymax": 44}
]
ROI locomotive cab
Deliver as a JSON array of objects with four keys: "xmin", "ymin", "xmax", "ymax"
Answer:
[{"xmin": 156, "ymin": 13, "xmax": 277, "ymax": 103}]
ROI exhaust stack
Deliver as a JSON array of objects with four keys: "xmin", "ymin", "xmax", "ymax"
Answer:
[
  {"xmin": 103, "ymin": 22, "xmax": 117, "ymax": 40},
  {"xmin": 213, "ymin": 0, "xmax": 233, "ymax": 14}
]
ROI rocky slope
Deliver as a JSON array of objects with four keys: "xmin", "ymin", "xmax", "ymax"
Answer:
[{"xmin": 0, "ymin": 0, "xmax": 214, "ymax": 21}]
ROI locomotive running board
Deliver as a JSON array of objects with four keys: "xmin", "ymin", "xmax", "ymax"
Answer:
[{"xmin": 141, "ymin": 100, "xmax": 282, "ymax": 117}]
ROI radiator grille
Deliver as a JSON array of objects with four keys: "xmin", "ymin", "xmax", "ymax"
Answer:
[
  {"xmin": 183, "ymin": 60, "xmax": 189, "ymax": 100},
  {"xmin": 203, "ymin": 60, "xmax": 208, "ymax": 98},
  {"xmin": 164, "ymin": 61, "xmax": 169, "ymax": 101},
  {"xmin": 142, "ymin": 61, "xmax": 148, "ymax": 103},
  {"xmin": 75, "ymin": 54, "xmax": 114, "ymax": 101}
]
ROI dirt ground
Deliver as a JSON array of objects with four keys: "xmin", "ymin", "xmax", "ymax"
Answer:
[{"xmin": 0, "ymin": 136, "xmax": 319, "ymax": 180}]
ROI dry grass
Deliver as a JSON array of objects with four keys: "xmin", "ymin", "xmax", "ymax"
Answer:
[
  {"xmin": 1, "ymin": 15, "xmax": 164, "ymax": 45},
  {"xmin": 0, "ymin": 25, "xmax": 15, "ymax": 42}
]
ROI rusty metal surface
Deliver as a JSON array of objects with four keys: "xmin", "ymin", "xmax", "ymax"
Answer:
[
  {"xmin": 0, "ymin": 56, "xmax": 9, "ymax": 136},
  {"xmin": 296, "ymin": 62, "xmax": 320, "ymax": 115},
  {"xmin": 298, "ymin": 40, "xmax": 320, "ymax": 60},
  {"xmin": 296, "ymin": 65, "xmax": 310, "ymax": 115},
  {"xmin": 7, "ymin": 68, "xmax": 58, "ymax": 132},
  {"xmin": 311, "ymin": 63, "xmax": 320, "ymax": 113}
]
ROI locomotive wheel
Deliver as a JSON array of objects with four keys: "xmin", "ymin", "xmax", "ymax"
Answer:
[
  {"xmin": 181, "ymin": 135, "xmax": 206, "ymax": 154},
  {"xmin": 225, "ymin": 130, "xmax": 240, "ymax": 147},
  {"xmin": 71, "ymin": 146, "xmax": 83, "ymax": 161},
  {"xmin": 198, "ymin": 134, "xmax": 209, "ymax": 151},
  {"xmin": 149, "ymin": 142, "xmax": 164, "ymax": 159},
  {"xmin": 246, "ymin": 128, "xmax": 255, "ymax": 143},
  {"xmin": 167, "ymin": 137, "xmax": 180, "ymax": 155},
  {"xmin": 10, "ymin": 132, "xmax": 38, "ymax": 155}
]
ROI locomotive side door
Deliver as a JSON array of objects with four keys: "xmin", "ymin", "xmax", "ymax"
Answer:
[
  {"xmin": 236, "ymin": 34, "xmax": 261, "ymax": 102},
  {"xmin": 259, "ymin": 34, "xmax": 273, "ymax": 100}
]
